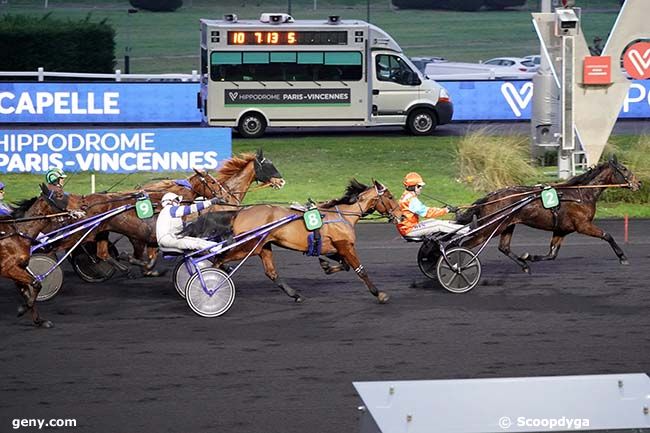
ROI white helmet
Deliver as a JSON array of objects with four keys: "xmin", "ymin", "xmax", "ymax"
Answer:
[{"xmin": 161, "ymin": 192, "xmax": 182, "ymax": 206}]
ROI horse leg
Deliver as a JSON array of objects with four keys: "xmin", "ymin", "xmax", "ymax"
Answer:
[
  {"xmin": 332, "ymin": 240, "xmax": 389, "ymax": 304},
  {"xmin": 11, "ymin": 263, "xmax": 53, "ymax": 328},
  {"xmin": 259, "ymin": 245, "xmax": 304, "ymax": 303},
  {"xmin": 576, "ymin": 222, "xmax": 629, "ymax": 265},
  {"xmin": 521, "ymin": 233, "xmax": 565, "ymax": 262},
  {"xmin": 497, "ymin": 225, "xmax": 530, "ymax": 273},
  {"xmin": 318, "ymin": 254, "xmax": 350, "ymax": 275}
]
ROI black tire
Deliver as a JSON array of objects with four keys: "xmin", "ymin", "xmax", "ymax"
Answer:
[
  {"xmin": 406, "ymin": 108, "xmax": 437, "ymax": 135},
  {"xmin": 436, "ymin": 247, "xmax": 481, "ymax": 293},
  {"xmin": 417, "ymin": 241, "xmax": 441, "ymax": 280},
  {"xmin": 238, "ymin": 112, "xmax": 267, "ymax": 138},
  {"xmin": 70, "ymin": 242, "xmax": 119, "ymax": 283}
]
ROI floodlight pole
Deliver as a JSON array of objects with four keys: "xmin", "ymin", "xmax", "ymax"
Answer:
[{"xmin": 287, "ymin": 0, "xmax": 292, "ymax": 15}]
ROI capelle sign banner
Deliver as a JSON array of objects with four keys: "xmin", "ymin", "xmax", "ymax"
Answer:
[
  {"xmin": 0, "ymin": 128, "xmax": 231, "ymax": 174},
  {"xmin": 0, "ymin": 81, "xmax": 648, "ymax": 123}
]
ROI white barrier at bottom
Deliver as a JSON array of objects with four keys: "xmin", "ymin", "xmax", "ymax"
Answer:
[{"xmin": 354, "ymin": 373, "xmax": 650, "ymax": 433}]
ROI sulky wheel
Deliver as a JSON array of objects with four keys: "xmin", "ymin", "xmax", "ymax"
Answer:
[
  {"xmin": 173, "ymin": 259, "xmax": 213, "ymax": 299},
  {"xmin": 436, "ymin": 247, "xmax": 481, "ymax": 293},
  {"xmin": 29, "ymin": 254, "xmax": 64, "ymax": 301},
  {"xmin": 185, "ymin": 268, "xmax": 235, "ymax": 318},
  {"xmin": 417, "ymin": 241, "xmax": 441, "ymax": 280},
  {"xmin": 70, "ymin": 241, "xmax": 118, "ymax": 283}
]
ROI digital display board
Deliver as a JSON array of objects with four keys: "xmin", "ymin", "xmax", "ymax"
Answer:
[{"xmin": 228, "ymin": 31, "xmax": 347, "ymax": 45}]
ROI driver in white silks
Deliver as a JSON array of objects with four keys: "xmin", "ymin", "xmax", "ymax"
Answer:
[
  {"xmin": 156, "ymin": 192, "xmax": 226, "ymax": 252},
  {"xmin": 397, "ymin": 172, "xmax": 469, "ymax": 239}
]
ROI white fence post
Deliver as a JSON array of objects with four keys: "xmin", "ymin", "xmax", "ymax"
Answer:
[
  {"xmin": 115, "ymin": 69, "xmax": 121, "ymax": 82},
  {"xmin": 38, "ymin": 67, "xmax": 44, "ymax": 81}
]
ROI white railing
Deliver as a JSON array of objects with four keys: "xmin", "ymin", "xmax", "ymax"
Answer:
[{"xmin": 0, "ymin": 68, "xmax": 200, "ymax": 82}]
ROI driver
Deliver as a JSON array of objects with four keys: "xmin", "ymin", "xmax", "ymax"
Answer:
[
  {"xmin": 397, "ymin": 172, "xmax": 467, "ymax": 238},
  {"xmin": 156, "ymin": 192, "xmax": 226, "ymax": 252}
]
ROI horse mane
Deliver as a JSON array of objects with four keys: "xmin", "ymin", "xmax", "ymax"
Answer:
[
  {"xmin": 217, "ymin": 153, "xmax": 256, "ymax": 182},
  {"xmin": 319, "ymin": 179, "xmax": 369, "ymax": 209},
  {"xmin": 5, "ymin": 197, "xmax": 39, "ymax": 219},
  {"xmin": 557, "ymin": 161, "xmax": 608, "ymax": 186},
  {"xmin": 180, "ymin": 211, "xmax": 238, "ymax": 241}
]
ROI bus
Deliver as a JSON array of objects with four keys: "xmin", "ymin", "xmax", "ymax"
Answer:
[{"xmin": 198, "ymin": 13, "xmax": 453, "ymax": 138}]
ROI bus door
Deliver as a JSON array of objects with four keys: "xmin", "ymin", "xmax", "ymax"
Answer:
[{"xmin": 371, "ymin": 53, "xmax": 421, "ymax": 121}]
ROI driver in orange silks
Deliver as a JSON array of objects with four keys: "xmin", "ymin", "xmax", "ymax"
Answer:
[{"xmin": 397, "ymin": 172, "xmax": 468, "ymax": 238}]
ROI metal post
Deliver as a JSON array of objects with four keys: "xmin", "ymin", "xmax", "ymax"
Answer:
[
  {"xmin": 367, "ymin": 0, "xmax": 370, "ymax": 23},
  {"xmin": 125, "ymin": 8, "xmax": 138, "ymax": 74},
  {"xmin": 287, "ymin": 0, "xmax": 292, "ymax": 15}
]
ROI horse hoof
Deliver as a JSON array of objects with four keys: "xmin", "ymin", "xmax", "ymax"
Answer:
[
  {"xmin": 520, "ymin": 252, "xmax": 530, "ymax": 261},
  {"xmin": 17, "ymin": 305, "xmax": 28, "ymax": 317},
  {"xmin": 294, "ymin": 295, "xmax": 305, "ymax": 303},
  {"xmin": 144, "ymin": 270, "xmax": 165, "ymax": 278},
  {"xmin": 37, "ymin": 320, "xmax": 54, "ymax": 329},
  {"xmin": 620, "ymin": 259, "xmax": 629, "ymax": 265},
  {"xmin": 377, "ymin": 292, "xmax": 390, "ymax": 304},
  {"xmin": 522, "ymin": 266, "xmax": 530, "ymax": 274}
]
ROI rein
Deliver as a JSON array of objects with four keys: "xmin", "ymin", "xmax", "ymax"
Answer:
[
  {"xmin": 0, "ymin": 212, "xmax": 71, "ymax": 224},
  {"xmin": 462, "ymin": 183, "xmax": 631, "ymax": 210}
]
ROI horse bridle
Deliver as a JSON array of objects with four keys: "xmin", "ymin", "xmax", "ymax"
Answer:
[
  {"xmin": 367, "ymin": 185, "xmax": 401, "ymax": 223},
  {"xmin": 610, "ymin": 161, "xmax": 633, "ymax": 188},
  {"xmin": 195, "ymin": 171, "xmax": 240, "ymax": 204}
]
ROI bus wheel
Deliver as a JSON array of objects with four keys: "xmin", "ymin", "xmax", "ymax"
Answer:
[
  {"xmin": 238, "ymin": 113, "xmax": 266, "ymax": 138},
  {"xmin": 407, "ymin": 108, "xmax": 437, "ymax": 135}
]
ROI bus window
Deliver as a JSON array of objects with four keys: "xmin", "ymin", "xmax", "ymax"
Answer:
[
  {"xmin": 210, "ymin": 51, "xmax": 362, "ymax": 82},
  {"xmin": 376, "ymin": 54, "xmax": 418, "ymax": 85}
]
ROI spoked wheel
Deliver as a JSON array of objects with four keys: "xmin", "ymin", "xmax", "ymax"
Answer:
[
  {"xmin": 185, "ymin": 269, "xmax": 235, "ymax": 318},
  {"xmin": 173, "ymin": 259, "xmax": 213, "ymax": 299},
  {"xmin": 417, "ymin": 241, "xmax": 441, "ymax": 280},
  {"xmin": 69, "ymin": 241, "xmax": 119, "ymax": 283},
  {"xmin": 29, "ymin": 254, "xmax": 64, "ymax": 301},
  {"xmin": 436, "ymin": 247, "xmax": 482, "ymax": 293}
]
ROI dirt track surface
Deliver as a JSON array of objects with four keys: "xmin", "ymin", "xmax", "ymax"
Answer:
[{"xmin": 1, "ymin": 220, "xmax": 649, "ymax": 433}]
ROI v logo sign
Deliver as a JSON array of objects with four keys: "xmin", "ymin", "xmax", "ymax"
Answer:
[
  {"xmin": 624, "ymin": 42, "xmax": 650, "ymax": 80},
  {"xmin": 501, "ymin": 82, "xmax": 534, "ymax": 118},
  {"xmin": 228, "ymin": 91, "xmax": 239, "ymax": 101},
  {"xmin": 628, "ymin": 48, "xmax": 650, "ymax": 77}
]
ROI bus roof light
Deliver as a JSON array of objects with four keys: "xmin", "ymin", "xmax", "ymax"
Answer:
[{"xmin": 328, "ymin": 15, "xmax": 341, "ymax": 25}]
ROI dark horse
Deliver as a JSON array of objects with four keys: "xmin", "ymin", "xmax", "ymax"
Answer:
[
  {"xmin": 182, "ymin": 180, "xmax": 403, "ymax": 303},
  {"xmin": 456, "ymin": 157, "xmax": 642, "ymax": 272}
]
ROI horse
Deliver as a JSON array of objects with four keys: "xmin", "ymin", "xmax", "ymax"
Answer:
[
  {"xmin": 86, "ymin": 149, "xmax": 285, "ymax": 276},
  {"xmin": 181, "ymin": 180, "xmax": 403, "ymax": 303},
  {"xmin": 0, "ymin": 191, "xmax": 130, "ymax": 327},
  {"xmin": 455, "ymin": 157, "xmax": 642, "ymax": 273}
]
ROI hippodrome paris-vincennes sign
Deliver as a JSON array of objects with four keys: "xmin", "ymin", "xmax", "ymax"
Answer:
[{"xmin": 224, "ymin": 88, "xmax": 351, "ymax": 105}]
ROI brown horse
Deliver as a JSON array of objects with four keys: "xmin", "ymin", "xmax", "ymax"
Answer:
[
  {"xmin": 182, "ymin": 180, "xmax": 403, "ymax": 303},
  {"xmin": 455, "ymin": 157, "xmax": 642, "ymax": 272},
  {"xmin": 86, "ymin": 149, "xmax": 285, "ymax": 276}
]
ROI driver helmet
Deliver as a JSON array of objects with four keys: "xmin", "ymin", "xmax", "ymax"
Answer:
[
  {"xmin": 45, "ymin": 168, "xmax": 67, "ymax": 185},
  {"xmin": 161, "ymin": 192, "xmax": 182, "ymax": 207},
  {"xmin": 403, "ymin": 172, "xmax": 425, "ymax": 188}
]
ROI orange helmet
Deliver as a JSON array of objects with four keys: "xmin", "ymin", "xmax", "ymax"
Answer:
[{"xmin": 403, "ymin": 172, "xmax": 425, "ymax": 187}]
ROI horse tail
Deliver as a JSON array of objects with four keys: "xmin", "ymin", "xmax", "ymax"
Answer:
[
  {"xmin": 180, "ymin": 210, "xmax": 238, "ymax": 241},
  {"xmin": 455, "ymin": 196, "xmax": 488, "ymax": 225}
]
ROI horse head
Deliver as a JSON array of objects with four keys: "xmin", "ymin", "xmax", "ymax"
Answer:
[
  {"xmin": 254, "ymin": 149, "xmax": 285, "ymax": 189},
  {"xmin": 362, "ymin": 180, "xmax": 403, "ymax": 223},
  {"xmin": 608, "ymin": 155, "xmax": 641, "ymax": 191}
]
